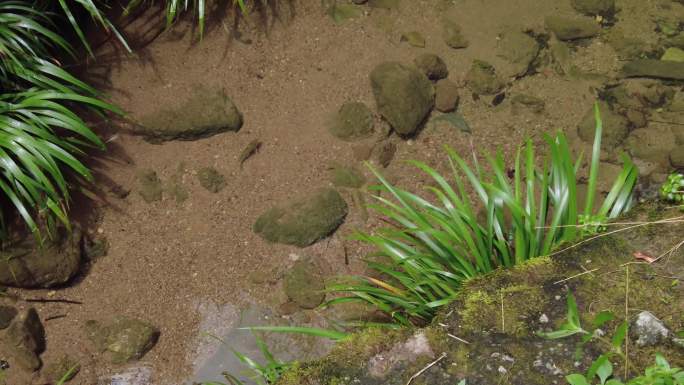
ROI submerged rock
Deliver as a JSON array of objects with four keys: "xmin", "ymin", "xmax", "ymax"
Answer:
[
  {"xmin": 329, "ymin": 163, "xmax": 366, "ymax": 188},
  {"xmin": 368, "ymin": 0, "xmax": 400, "ymax": 9},
  {"xmin": 434, "ymin": 79, "xmax": 460, "ymax": 112},
  {"xmin": 253, "ymin": 188, "xmax": 348, "ymax": 247},
  {"xmin": 197, "ymin": 167, "xmax": 226, "ymax": 193},
  {"xmin": 329, "ymin": 102, "xmax": 374, "ymax": 141},
  {"xmin": 2, "ymin": 308, "xmax": 45, "ymax": 371},
  {"xmin": 571, "ymin": 0, "xmax": 615, "ymax": 16},
  {"xmin": 136, "ymin": 87, "xmax": 243, "ymax": 143},
  {"xmin": 577, "ymin": 102, "xmax": 629, "ymax": 148},
  {"xmin": 622, "ymin": 60, "xmax": 684, "ymax": 80},
  {"xmin": 370, "ymin": 62, "xmax": 434, "ymax": 136},
  {"xmin": 511, "ymin": 94, "xmax": 545, "ymax": 113},
  {"xmin": 496, "ymin": 30, "xmax": 540, "ymax": 77},
  {"xmin": 284, "ymin": 259, "xmax": 325, "ymax": 309},
  {"xmin": 0, "ymin": 306, "xmax": 18, "ymax": 329},
  {"xmin": 137, "ymin": 169, "xmax": 163, "ymax": 203},
  {"xmin": 414, "ymin": 54, "xmax": 448, "ymax": 81},
  {"xmin": 326, "ymin": 4, "xmax": 363, "ymax": 24},
  {"xmin": 44, "ymin": 355, "xmax": 80, "ymax": 384},
  {"xmin": 0, "ymin": 230, "xmax": 82, "ymax": 289},
  {"xmin": 466, "ymin": 60, "xmax": 504, "ymax": 95},
  {"xmin": 443, "ymin": 19, "xmax": 469, "ymax": 49},
  {"xmin": 372, "ymin": 139, "xmax": 397, "ymax": 168},
  {"xmin": 85, "ymin": 317, "xmax": 159, "ymax": 364},
  {"xmin": 400, "ymin": 31, "xmax": 425, "ymax": 47},
  {"xmin": 545, "ymin": 16, "xmax": 600, "ymax": 41}
]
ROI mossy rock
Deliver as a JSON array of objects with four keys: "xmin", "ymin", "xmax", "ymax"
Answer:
[
  {"xmin": 197, "ymin": 167, "xmax": 226, "ymax": 193},
  {"xmin": 370, "ymin": 62, "xmax": 435, "ymax": 136},
  {"xmin": 466, "ymin": 60, "xmax": 503, "ymax": 95},
  {"xmin": 137, "ymin": 169, "xmax": 163, "ymax": 203},
  {"xmin": 434, "ymin": 79, "xmax": 460, "ymax": 112},
  {"xmin": 329, "ymin": 163, "xmax": 366, "ymax": 188},
  {"xmin": 44, "ymin": 355, "xmax": 80, "ymax": 384},
  {"xmin": 0, "ymin": 230, "xmax": 82, "ymax": 289},
  {"xmin": 135, "ymin": 86, "xmax": 243, "ymax": 143},
  {"xmin": 443, "ymin": 19, "xmax": 469, "ymax": 49},
  {"xmin": 414, "ymin": 54, "xmax": 448, "ymax": 81},
  {"xmin": 284, "ymin": 259, "xmax": 325, "ymax": 309},
  {"xmin": 496, "ymin": 30, "xmax": 540, "ymax": 77},
  {"xmin": 329, "ymin": 102, "xmax": 374, "ymax": 141},
  {"xmin": 2, "ymin": 308, "xmax": 45, "ymax": 371},
  {"xmin": 545, "ymin": 15, "xmax": 600, "ymax": 41},
  {"xmin": 275, "ymin": 203, "xmax": 684, "ymax": 385},
  {"xmin": 622, "ymin": 60, "xmax": 684, "ymax": 80},
  {"xmin": 85, "ymin": 317, "xmax": 159, "ymax": 364},
  {"xmin": 253, "ymin": 188, "xmax": 348, "ymax": 247},
  {"xmin": 571, "ymin": 0, "xmax": 615, "ymax": 16}
]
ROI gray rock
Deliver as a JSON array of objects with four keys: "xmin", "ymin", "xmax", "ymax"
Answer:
[
  {"xmin": 85, "ymin": 317, "xmax": 159, "ymax": 364},
  {"xmin": 0, "ymin": 231, "xmax": 82, "ymax": 289},
  {"xmin": 631, "ymin": 311, "xmax": 669, "ymax": 347},
  {"xmin": 329, "ymin": 102, "xmax": 375, "ymax": 141},
  {"xmin": 496, "ymin": 30, "xmax": 540, "ymax": 77},
  {"xmin": 137, "ymin": 169, "xmax": 163, "ymax": 203},
  {"xmin": 253, "ymin": 188, "xmax": 348, "ymax": 247},
  {"xmin": 545, "ymin": 16, "xmax": 600, "ymax": 41},
  {"xmin": 136, "ymin": 87, "xmax": 243, "ymax": 143},
  {"xmin": 622, "ymin": 60, "xmax": 684, "ymax": 80},
  {"xmin": 197, "ymin": 167, "xmax": 226, "ymax": 193},
  {"xmin": 3, "ymin": 308, "xmax": 45, "ymax": 371},
  {"xmin": 370, "ymin": 62, "xmax": 435, "ymax": 136},
  {"xmin": 284, "ymin": 259, "xmax": 325, "ymax": 309},
  {"xmin": 414, "ymin": 54, "xmax": 448, "ymax": 81},
  {"xmin": 571, "ymin": 0, "xmax": 615, "ymax": 16},
  {"xmin": 466, "ymin": 60, "xmax": 504, "ymax": 95},
  {"xmin": 577, "ymin": 102, "xmax": 629, "ymax": 148},
  {"xmin": 434, "ymin": 79, "xmax": 460, "ymax": 112},
  {"xmin": 443, "ymin": 19, "xmax": 469, "ymax": 49}
]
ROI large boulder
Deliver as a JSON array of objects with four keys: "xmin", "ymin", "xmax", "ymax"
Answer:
[
  {"xmin": 254, "ymin": 188, "xmax": 348, "ymax": 247},
  {"xmin": 545, "ymin": 16, "xmax": 600, "ymax": 41},
  {"xmin": 0, "ymin": 231, "xmax": 82, "ymax": 289},
  {"xmin": 135, "ymin": 86, "xmax": 243, "ymax": 143},
  {"xmin": 85, "ymin": 317, "xmax": 159, "ymax": 364},
  {"xmin": 370, "ymin": 62, "xmax": 435, "ymax": 136},
  {"xmin": 2, "ymin": 308, "xmax": 45, "ymax": 371}
]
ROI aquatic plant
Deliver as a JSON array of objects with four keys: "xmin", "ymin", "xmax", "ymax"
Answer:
[
  {"xmin": 661, "ymin": 172, "xmax": 684, "ymax": 209},
  {"xmin": 0, "ymin": 1, "xmax": 121, "ymax": 242},
  {"xmin": 329, "ymin": 105, "xmax": 638, "ymax": 325}
]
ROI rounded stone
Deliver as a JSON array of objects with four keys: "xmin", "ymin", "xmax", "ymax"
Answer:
[
  {"xmin": 434, "ymin": 79, "xmax": 460, "ymax": 112},
  {"xmin": 329, "ymin": 102, "xmax": 374, "ymax": 141},
  {"xmin": 466, "ymin": 60, "xmax": 503, "ymax": 95},
  {"xmin": 414, "ymin": 54, "xmax": 449, "ymax": 81},
  {"xmin": 284, "ymin": 260, "xmax": 325, "ymax": 309}
]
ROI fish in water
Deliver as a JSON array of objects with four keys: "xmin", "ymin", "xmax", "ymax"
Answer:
[{"xmin": 238, "ymin": 139, "xmax": 262, "ymax": 169}]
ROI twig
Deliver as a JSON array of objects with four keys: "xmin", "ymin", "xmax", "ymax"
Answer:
[
  {"xmin": 553, "ymin": 268, "xmax": 599, "ymax": 285},
  {"xmin": 624, "ymin": 265, "xmax": 630, "ymax": 379},
  {"xmin": 25, "ymin": 298, "xmax": 83, "ymax": 305},
  {"xmin": 45, "ymin": 314, "xmax": 67, "ymax": 322},
  {"xmin": 500, "ymin": 291, "xmax": 505, "ymax": 333},
  {"xmin": 406, "ymin": 352, "xmax": 447, "ymax": 385},
  {"xmin": 447, "ymin": 333, "xmax": 470, "ymax": 344}
]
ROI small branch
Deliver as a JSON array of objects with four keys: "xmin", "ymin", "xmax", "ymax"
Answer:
[
  {"xmin": 406, "ymin": 352, "xmax": 447, "ymax": 385},
  {"xmin": 553, "ymin": 268, "xmax": 599, "ymax": 285},
  {"xmin": 447, "ymin": 333, "xmax": 470, "ymax": 344},
  {"xmin": 25, "ymin": 298, "xmax": 83, "ymax": 305}
]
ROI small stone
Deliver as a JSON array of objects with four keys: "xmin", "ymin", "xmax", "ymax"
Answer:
[
  {"xmin": 414, "ymin": 54, "xmax": 449, "ymax": 80},
  {"xmin": 284, "ymin": 259, "xmax": 325, "ymax": 309},
  {"xmin": 3, "ymin": 308, "xmax": 45, "ymax": 371},
  {"xmin": 254, "ymin": 188, "xmax": 348, "ymax": 247},
  {"xmin": 0, "ymin": 306, "xmax": 18, "ymax": 329},
  {"xmin": 443, "ymin": 19, "xmax": 469, "ymax": 49},
  {"xmin": 329, "ymin": 163, "xmax": 366, "ymax": 188},
  {"xmin": 197, "ymin": 167, "xmax": 226, "ymax": 193},
  {"xmin": 496, "ymin": 30, "xmax": 540, "ymax": 77},
  {"xmin": 511, "ymin": 94, "xmax": 545, "ymax": 113},
  {"xmin": 372, "ymin": 140, "xmax": 397, "ymax": 168},
  {"xmin": 622, "ymin": 60, "xmax": 684, "ymax": 80},
  {"xmin": 329, "ymin": 102, "xmax": 375, "ymax": 141},
  {"xmin": 539, "ymin": 314, "xmax": 549, "ymax": 323},
  {"xmin": 83, "ymin": 235, "xmax": 108, "ymax": 261},
  {"xmin": 545, "ymin": 16, "xmax": 600, "ymax": 41},
  {"xmin": 370, "ymin": 62, "xmax": 434, "ymax": 136},
  {"xmin": 401, "ymin": 31, "xmax": 425, "ymax": 48},
  {"xmin": 662, "ymin": 47, "xmax": 684, "ymax": 62},
  {"xmin": 137, "ymin": 169, "xmax": 162, "ymax": 203},
  {"xmin": 434, "ymin": 79, "xmax": 460, "ymax": 112},
  {"xmin": 631, "ymin": 311, "xmax": 669, "ymax": 347},
  {"xmin": 466, "ymin": 60, "xmax": 504, "ymax": 95},
  {"xmin": 85, "ymin": 317, "xmax": 159, "ymax": 364}
]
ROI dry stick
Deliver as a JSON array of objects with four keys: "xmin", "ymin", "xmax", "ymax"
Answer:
[
  {"xmin": 447, "ymin": 333, "xmax": 470, "ymax": 344},
  {"xmin": 25, "ymin": 298, "xmax": 83, "ymax": 305},
  {"xmin": 624, "ymin": 265, "xmax": 630, "ymax": 379},
  {"xmin": 405, "ymin": 352, "xmax": 447, "ymax": 385},
  {"xmin": 553, "ymin": 268, "xmax": 600, "ymax": 285},
  {"xmin": 500, "ymin": 291, "xmax": 505, "ymax": 333}
]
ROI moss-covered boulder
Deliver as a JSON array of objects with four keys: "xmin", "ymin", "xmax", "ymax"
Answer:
[
  {"xmin": 254, "ymin": 188, "xmax": 348, "ymax": 247},
  {"xmin": 275, "ymin": 204, "xmax": 684, "ymax": 385},
  {"xmin": 0, "ymin": 230, "xmax": 82, "ymax": 289},
  {"xmin": 545, "ymin": 16, "xmax": 600, "ymax": 41},
  {"xmin": 329, "ymin": 102, "xmax": 375, "ymax": 141},
  {"xmin": 284, "ymin": 259, "xmax": 326, "ymax": 309},
  {"xmin": 370, "ymin": 62, "xmax": 435, "ymax": 136},
  {"xmin": 1, "ymin": 308, "xmax": 45, "ymax": 371},
  {"xmin": 135, "ymin": 86, "xmax": 243, "ymax": 143},
  {"xmin": 466, "ymin": 60, "xmax": 504, "ymax": 95},
  {"xmin": 85, "ymin": 317, "xmax": 159, "ymax": 364}
]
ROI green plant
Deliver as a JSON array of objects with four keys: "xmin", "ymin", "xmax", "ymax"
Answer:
[
  {"xmin": 542, "ymin": 292, "xmax": 684, "ymax": 385},
  {"xmin": 329, "ymin": 105, "xmax": 638, "ymax": 325},
  {"xmin": 0, "ymin": 1, "xmax": 122, "ymax": 241},
  {"xmin": 661, "ymin": 173, "xmax": 683, "ymax": 209}
]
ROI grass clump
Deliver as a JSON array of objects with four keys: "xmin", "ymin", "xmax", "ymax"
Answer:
[{"xmin": 329, "ymin": 104, "xmax": 638, "ymax": 325}]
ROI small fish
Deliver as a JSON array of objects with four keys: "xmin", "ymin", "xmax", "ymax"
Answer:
[{"xmin": 238, "ymin": 139, "xmax": 262, "ymax": 169}]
